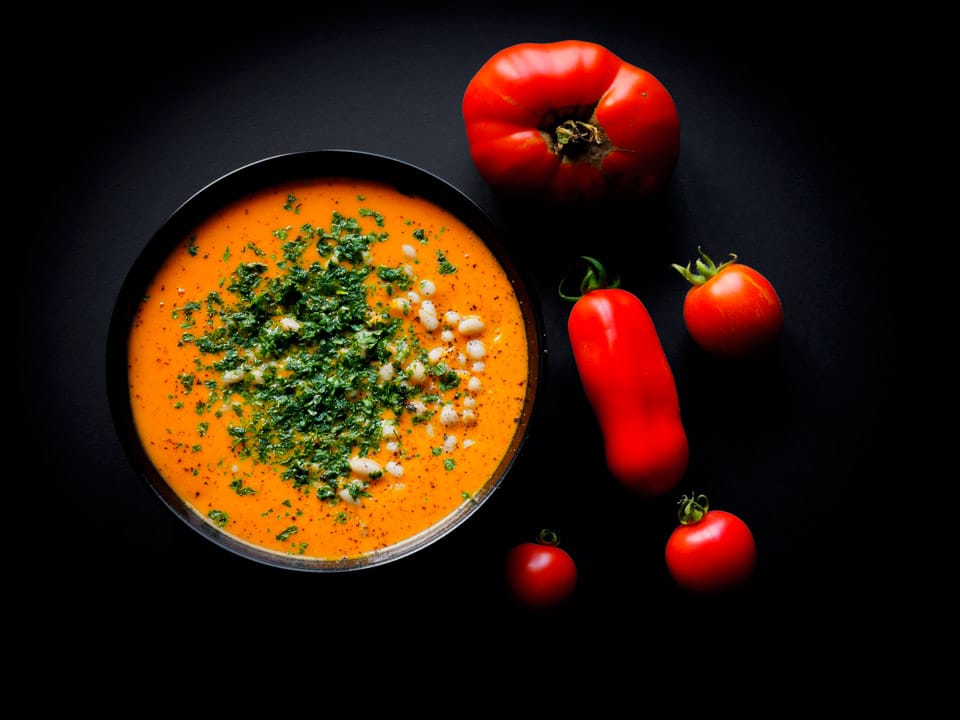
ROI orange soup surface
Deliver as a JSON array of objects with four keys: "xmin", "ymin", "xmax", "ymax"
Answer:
[{"xmin": 128, "ymin": 178, "xmax": 530, "ymax": 562}]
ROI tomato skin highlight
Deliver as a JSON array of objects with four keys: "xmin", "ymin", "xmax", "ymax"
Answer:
[
  {"xmin": 506, "ymin": 534, "xmax": 578, "ymax": 607},
  {"xmin": 665, "ymin": 506, "xmax": 757, "ymax": 594},
  {"xmin": 462, "ymin": 40, "xmax": 680, "ymax": 204},
  {"xmin": 567, "ymin": 272, "xmax": 688, "ymax": 495},
  {"xmin": 674, "ymin": 250, "xmax": 784, "ymax": 359}
]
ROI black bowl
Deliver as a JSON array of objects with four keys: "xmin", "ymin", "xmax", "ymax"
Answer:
[{"xmin": 106, "ymin": 150, "xmax": 545, "ymax": 572}]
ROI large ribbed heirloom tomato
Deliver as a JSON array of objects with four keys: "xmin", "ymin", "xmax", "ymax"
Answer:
[{"xmin": 461, "ymin": 40, "xmax": 680, "ymax": 205}]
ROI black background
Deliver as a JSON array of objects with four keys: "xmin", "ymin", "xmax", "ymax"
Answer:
[{"xmin": 13, "ymin": 4, "xmax": 914, "ymax": 650}]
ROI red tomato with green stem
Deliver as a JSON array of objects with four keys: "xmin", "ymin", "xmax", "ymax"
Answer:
[
  {"xmin": 673, "ymin": 248, "xmax": 784, "ymax": 359},
  {"xmin": 462, "ymin": 40, "xmax": 680, "ymax": 205},
  {"xmin": 665, "ymin": 493, "xmax": 757, "ymax": 594},
  {"xmin": 561, "ymin": 257, "xmax": 688, "ymax": 495},
  {"xmin": 505, "ymin": 529, "xmax": 578, "ymax": 607}
]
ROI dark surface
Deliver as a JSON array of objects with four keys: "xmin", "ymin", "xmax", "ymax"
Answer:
[{"xmin": 13, "ymin": 5, "xmax": 912, "ymax": 647}]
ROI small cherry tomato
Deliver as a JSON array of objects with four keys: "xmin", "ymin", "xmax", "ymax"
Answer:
[
  {"xmin": 672, "ymin": 248, "xmax": 783, "ymax": 358},
  {"xmin": 665, "ymin": 493, "xmax": 756, "ymax": 594},
  {"xmin": 506, "ymin": 529, "xmax": 578, "ymax": 607}
]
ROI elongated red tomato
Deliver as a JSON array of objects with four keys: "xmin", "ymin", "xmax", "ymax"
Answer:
[
  {"xmin": 462, "ymin": 40, "xmax": 680, "ymax": 204},
  {"xmin": 563, "ymin": 258, "xmax": 688, "ymax": 495}
]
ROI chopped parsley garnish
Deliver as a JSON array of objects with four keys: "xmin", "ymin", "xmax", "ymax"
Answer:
[
  {"xmin": 230, "ymin": 478, "xmax": 257, "ymax": 496},
  {"xmin": 181, "ymin": 208, "xmax": 460, "ymax": 508},
  {"xmin": 276, "ymin": 526, "xmax": 298, "ymax": 541},
  {"xmin": 359, "ymin": 208, "xmax": 385, "ymax": 227},
  {"xmin": 178, "ymin": 373, "xmax": 195, "ymax": 393},
  {"xmin": 436, "ymin": 250, "xmax": 457, "ymax": 275},
  {"xmin": 208, "ymin": 509, "xmax": 229, "ymax": 527}
]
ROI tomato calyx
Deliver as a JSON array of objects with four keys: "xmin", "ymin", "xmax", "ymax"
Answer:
[
  {"xmin": 558, "ymin": 255, "xmax": 621, "ymax": 302},
  {"xmin": 536, "ymin": 528, "xmax": 561, "ymax": 546},
  {"xmin": 672, "ymin": 247, "xmax": 737, "ymax": 287},
  {"xmin": 553, "ymin": 119, "xmax": 608, "ymax": 163},
  {"xmin": 676, "ymin": 492, "xmax": 710, "ymax": 525}
]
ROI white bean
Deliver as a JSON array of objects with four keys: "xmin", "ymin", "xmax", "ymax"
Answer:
[
  {"xmin": 439, "ymin": 404, "xmax": 459, "ymax": 426},
  {"xmin": 461, "ymin": 409, "xmax": 477, "ymax": 425},
  {"xmin": 419, "ymin": 279, "xmax": 436, "ymax": 296},
  {"xmin": 406, "ymin": 360, "xmax": 426, "ymax": 384},
  {"xmin": 465, "ymin": 339, "xmax": 486, "ymax": 359},
  {"xmin": 458, "ymin": 315, "xmax": 485, "ymax": 336},
  {"xmin": 444, "ymin": 310, "xmax": 461, "ymax": 325},
  {"xmin": 279, "ymin": 316, "xmax": 301, "ymax": 332},
  {"xmin": 349, "ymin": 456, "xmax": 382, "ymax": 478},
  {"xmin": 378, "ymin": 363, "xmax": 395, "ymax": 382},
  {"xmin": 222, "ymin": 369, "xmax": 245, "ymax": 385},
  {"xmin": 419, "ymin": 300, "xmax": 439, "ymax": 331},
  {"xmin": 467, "ymin": 376, "xmax": 482, "ymax": 392},
  {"xmin": 339, "ymin": 488, "xmax": 363, "ymax": 505},
  {"xmin": 401, "ymin": 244, "xmax": 417, "ymax": 259},
  {"xmin": 385, "ymin": 461, "xmax": 404, "ymax": 477},
  {"xmin": 345, "ymin": 479, "xmax": 368, "ymax": 502}
]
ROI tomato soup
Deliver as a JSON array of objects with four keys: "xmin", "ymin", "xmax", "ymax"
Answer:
[{"xmin": 127, "ymin": 178, "xmax": 530, "ymax": 563}]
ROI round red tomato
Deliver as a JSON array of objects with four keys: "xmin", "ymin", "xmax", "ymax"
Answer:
[
  {"xmin": 665, "ymin": 494, "xmax": 756, "ymax": 594},
  {"xmin": 506, "ymin": 530, "xmax": 577, "ymax": 607},
  {"xmin": 673, "ymin": 248, "xmax": 783, "ymax": 358},
  {"xmin": 462, "ymin": 40, "xmax": 680, "ymax": 205}
]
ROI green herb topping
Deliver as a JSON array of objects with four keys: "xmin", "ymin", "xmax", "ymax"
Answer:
[{"xmin": 181, "ymin": 206, "xmax": 454, "ymax": 507}]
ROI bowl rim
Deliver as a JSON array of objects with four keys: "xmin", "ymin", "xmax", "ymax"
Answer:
[{"xmin": 106, "ymin": 149, "xmax": 546, "ymax": 572}]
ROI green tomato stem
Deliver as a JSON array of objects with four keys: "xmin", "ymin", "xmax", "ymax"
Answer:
[
  {"xmin": 672, "ymin": 247, "xmax": 738, "ymax": 286},
  {"xmin": 558, "ymin": 256, "xmax": 621, "ymax": 302},
  {"xmin": 554, "ymin": 120, "xmax": 606, "ymax": 160},
  {"xmin": 677, "ymin": 492, "xmax": 710, "ymax": 525},
  {"xmin": 537, "ymin": 528, "xmax": 561, "ymax": 546}
]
